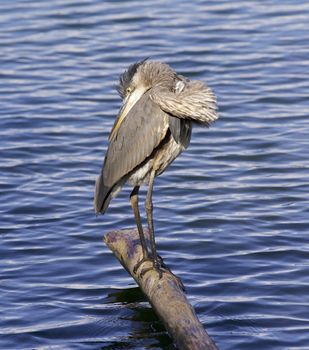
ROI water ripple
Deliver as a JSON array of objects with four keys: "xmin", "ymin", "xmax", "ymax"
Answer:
[{"xmin": 1, "ymin": 0, "xmax": 309, "ymax": 349}]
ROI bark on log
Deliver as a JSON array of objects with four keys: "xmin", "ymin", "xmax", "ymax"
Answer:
[{"xmin": 104, "ymin": 228, "xmax": 219, "ymax": 350}]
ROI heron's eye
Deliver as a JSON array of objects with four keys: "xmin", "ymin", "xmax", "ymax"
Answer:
[{"xmin": 126, "ymin": 87, "xmax": 132, "ymax": 95}]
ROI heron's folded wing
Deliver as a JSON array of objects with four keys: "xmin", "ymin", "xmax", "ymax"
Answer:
[
  {"xmin": 103, "ymin": 90, "xmax": 168, "ymax": 188},
  {"xmin": 151, "ymin": 80, "xmax": 218, "ymax": 126},
  {"xmin": 168, "ymin": 116, "xmax": 192, "ymax": 149}
]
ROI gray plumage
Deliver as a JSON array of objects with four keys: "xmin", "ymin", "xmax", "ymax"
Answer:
[
  {"xmin": 94, "ymin": 59, "xmax": 218, "ymax": 276},
  {"xmin": 94, "ymin": 90, "xmax": 169, "ymax": 213}
]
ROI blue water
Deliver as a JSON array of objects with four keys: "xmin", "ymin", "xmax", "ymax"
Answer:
[{"xmin": 1, "ymin": 1, "xmax": 308, "ymax": 349}]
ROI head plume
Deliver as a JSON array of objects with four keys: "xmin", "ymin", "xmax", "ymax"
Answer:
[{"xmin": 117, "ymin": 58, "xmax": 148, "ymax": 98}]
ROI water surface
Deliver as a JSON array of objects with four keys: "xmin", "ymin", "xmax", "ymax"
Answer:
[{"xmin": 1, "ymin": 1, "xmax": 309, "ymax": 349}]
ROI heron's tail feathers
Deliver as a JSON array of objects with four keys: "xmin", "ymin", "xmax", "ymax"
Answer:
[{"xmin": 94, "ymin": 174, "xmax": 112, "ymax": 214}]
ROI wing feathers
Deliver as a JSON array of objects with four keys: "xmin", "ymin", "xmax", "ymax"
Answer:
[
  {"xmin": 94, "ymin": 174, "xmax": 111, "ymax": 214},
  {"xmin": 151, "ymin": 80, "xmax": 218, "ymax": 126},
  {"xmin": 94, "ymin": 90, "xmax": 168, "ymax": 213}
]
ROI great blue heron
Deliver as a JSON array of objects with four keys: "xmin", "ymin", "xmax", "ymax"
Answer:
[{"xmin": 94, "ymin": 59, "xmax": 218, "ymax": 277}]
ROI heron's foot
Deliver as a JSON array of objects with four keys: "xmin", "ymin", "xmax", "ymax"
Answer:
[
  {"xmin": 140, "ymin": 255, "xmax": 185, "ymax": 291},
  {"xmin": 139, "ymin": 257, "xmax": 165, "ymax": 278},
  {"xmin": 135, "ymin": 256, "xmax": 185, "ymax": 291},
  {"xmin": 133, "ymin": 256, "xmax": 152, "ymax": 274},
  {"xmin": 133, "ymin": 254, "xmax": 163, "ymax": 275}
]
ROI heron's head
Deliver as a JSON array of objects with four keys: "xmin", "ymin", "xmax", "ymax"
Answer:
[
  {"xmin": 110, "ymin": 60, "xmax": 176, "ymax": 141},
  {"xmin": 117, "ymin": 59, "xmax": 176, "ymax": 100}
]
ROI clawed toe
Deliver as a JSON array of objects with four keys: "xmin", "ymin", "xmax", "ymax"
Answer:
[
  {"xmin": 133, "ymin": 253, "xmax": 166, "ymax": 278},
  {"xmin": 133, "ymin": 256, "xmax": 185, "ymax": 291},
  {"xmin": 140, "ymin": 263, "xmax": 165, "ymax": 278},
  {"xmin": 138, "ymin": 256, "xmax": 168, "ymax": 278},
  {"xmin": 133, "ymin": 256, "xmax": 152, "ymax": 274}
]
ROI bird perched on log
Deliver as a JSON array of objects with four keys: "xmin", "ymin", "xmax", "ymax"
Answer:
[{"xmin": 94, "ymin": 59, "xmax": 218, "ymax": 277}]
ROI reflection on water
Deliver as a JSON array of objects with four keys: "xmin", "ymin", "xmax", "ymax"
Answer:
[
  {"xmin": 0, "ymin": 0, "xmax": 309, "ymax": 349},
  {"xmin": 102, "ymin": 288, "xmax": 174, "ymax": 350}
]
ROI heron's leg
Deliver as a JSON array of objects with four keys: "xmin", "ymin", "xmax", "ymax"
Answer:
[
  {"xmin": 144, "ymin": 169, "xmax": 163, "ymax": 276},
  {"xmin": 141, "ymin": 171, "xmax": 186, "ymax": 290},
  {"xmin": 130, "ymin": 186, "xmax": 150, "ymax": 273}
]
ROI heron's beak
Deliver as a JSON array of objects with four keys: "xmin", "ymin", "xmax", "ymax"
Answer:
[{"xmin": 109, "ymin": 87, "xmax": 146, "ymax": 141}]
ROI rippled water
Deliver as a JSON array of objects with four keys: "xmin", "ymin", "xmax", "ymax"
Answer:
[{"xmin": 1, "ymin": 1, "xmax": 309, "ymax": 349}]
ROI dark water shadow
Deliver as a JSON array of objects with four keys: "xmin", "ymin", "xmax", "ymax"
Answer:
[{"xmin": 100, "ymin": 287, "xmax": 176, "ymax": 350}]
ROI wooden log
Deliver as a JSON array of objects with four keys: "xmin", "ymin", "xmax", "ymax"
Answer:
[{"xmin": 104, "ymin": 228, "xmax": 219, "ymax": 350}]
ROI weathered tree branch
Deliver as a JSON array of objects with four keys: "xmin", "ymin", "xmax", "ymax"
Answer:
[{"xmin": 104, "ymin": 228, "xmax": 219, "ymax": 350}]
